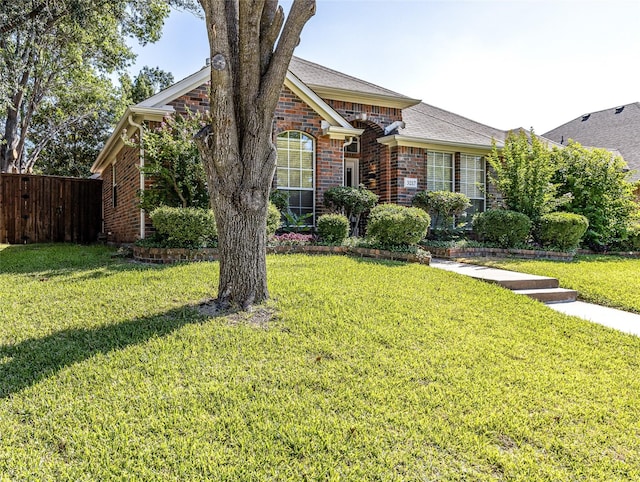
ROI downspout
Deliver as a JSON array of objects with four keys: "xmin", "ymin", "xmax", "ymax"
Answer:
[{"xmin": 127, "ymin": 115, "xmax": 145, "ymax": 239}]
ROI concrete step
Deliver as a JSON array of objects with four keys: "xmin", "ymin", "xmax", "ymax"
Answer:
[
  {"xmin": 513, "ymin": 288, "xmax": 578, "ymax": 304},
  {"xmin": 489, "ymin": 277, "xmax": 559, "ymax": 291}
]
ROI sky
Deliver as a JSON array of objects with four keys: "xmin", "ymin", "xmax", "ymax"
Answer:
[{"xmin": 128, "ymin": 0, "xmax": 640, "ymax": 133}]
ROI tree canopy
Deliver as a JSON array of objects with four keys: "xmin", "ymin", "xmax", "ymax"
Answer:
[{"xmin": 0, "ymin": 0, "xmax": 198, "ymax": 173}]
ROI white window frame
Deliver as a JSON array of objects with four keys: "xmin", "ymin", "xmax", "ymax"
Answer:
[
  {"xmin": 426, "ymin": 150, "xmax": 454, "ymax": 192},
  {"xmin": 459, "ymin": 153, "xmax": 486, "ymax": 212},
  {"xmin": 276, "ymin": 130, "xmax": 316, "ymax": 223}
]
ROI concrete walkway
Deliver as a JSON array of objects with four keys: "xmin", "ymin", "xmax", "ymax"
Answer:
[{"xmin": 430, "ymin": 258, "xmax": 640, "ymax": 337}]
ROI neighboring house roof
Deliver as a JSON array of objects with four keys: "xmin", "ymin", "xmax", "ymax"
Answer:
[{"xmin": 543, "ymin": 102, "xmax": 640, "ymax": 181}]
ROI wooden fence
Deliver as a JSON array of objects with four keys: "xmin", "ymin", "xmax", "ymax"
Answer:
[{"xmin": 0, "ymin": 173, "xmax": 102, "ymax": 244}]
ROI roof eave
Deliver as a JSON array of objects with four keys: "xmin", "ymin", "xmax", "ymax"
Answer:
[
  {"xmin": 308, "ymin": 85, "xmax": 421, "ymax": 110},
  {"xmin": 91, "ymin": 106, "xmax": 173, "ymax": 174},
  {"xmin": 377, "ymin": 134, "xmax": 502, "ymax": 151}
]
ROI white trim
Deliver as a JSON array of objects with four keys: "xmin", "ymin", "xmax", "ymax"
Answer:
[
  {"xmin": 284, "ymin": 70, "xmax": 352, "ymax": 129},
  {"xmin": 323, "ymin": 125, "xmax": 364, "ymax": 140},
  {"xmin": 306, "ymin": 85, "xmax": 421, "ymax": 110},
  {"xmin": 377, "ymin": 134, "xmax": 502, "ymax": 152},
  {"xmin": 136, "ymin": 67, "xmax": 210, "ymax": 108}
]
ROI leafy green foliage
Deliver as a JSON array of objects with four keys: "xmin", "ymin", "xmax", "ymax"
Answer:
[
  {"xmin": 317, "ymin": 214, "xmax": 349, "ymax": 244},
  {"xmin": 149, "ymin": 206, "xmax": 217, "ymax": 248},
  {"xmin": 366, "ymin": 203, "xmax": 430, "ymax": 247},
  {"xmin": 622, "ymin": 224, "xmax": 640, "ymax": 251},
  {"xmin": 119, "ymin": 66, "xmax": 175, "ymax": 106},
  {"xmin": 1, "ymin": 244, "xmax": 640, "ymax": 479},
  {"xmin": 473, "ymin": 209, "xmax": 532, "ymax": 248},
  {"xmin": 487, "ymin": 129, "xmax": 557, "ymax": 224},
  {"xmin": 551, "ymin": 141, "xmax": 638, "ymax": 250},
  {"xmin": 269, "ymin": 189, "xmax": 289, "ymax": 212},
  {"xmin": 412, "ymin": 190, "xmax": 471, "ymax": 238},
  {"xmin": 266, "ymin": 202, "xmax": 281, "ymax": 236},
  {"xmin": 137, "ymin": 112, "xmax": 209, "ymax": 211},
  {"xmin": 538, "ymin": 212, "xmax": 589, "ymax": 250},
  {"xmin": 282, "ymin": 211, "xmax": 313, "ymax": 233},
  {"xmin": 324, "ymin": 185, "xmax": 379, "ymax": 236},
  {"xmin": 0, "ymin": 0, "xmax": 198, "ymax": 173}
]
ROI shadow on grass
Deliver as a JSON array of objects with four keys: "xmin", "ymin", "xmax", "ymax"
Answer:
[
  {"xmin": 0, "ymin": 305, "xmax": 209, "ymax": 399},
  {"xmin": 0, "ymin": 243, "xmax": 177, "ymax": 279}
]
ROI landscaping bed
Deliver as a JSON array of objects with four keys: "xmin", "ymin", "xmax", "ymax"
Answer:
[{"xmin": 133, "ymin": 244, "xmax": 431, "ymax": 265}]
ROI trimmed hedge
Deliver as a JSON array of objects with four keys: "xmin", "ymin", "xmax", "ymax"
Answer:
[
  {"xmin": 317, "ymin": 214, "xmax": 349, "ymax": 244},
  {"xmin": 366, "ymin": 203, "xmax": 430, "ymax": 247},
  {"xmin": 267, "ymin": 202, "xmax": 281, "ymax": 236},
  {"xmin": 473, "ymin": 209, "xmax": 531, "ymax": 248},
  {"xmin": 150, "ymin": 206, "xmax": 217, "ymax": 248},
  {"xmin": 539, "ymin": 212, "xmax": 589, "ymax": 250}
]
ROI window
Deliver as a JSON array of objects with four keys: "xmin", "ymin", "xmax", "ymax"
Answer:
[
  {"xmin": 276, "ymin": 131, "xmax": 314, "ymax": 222},
  {"xmin": 345, "ymin": 136, "xmax": 360, "ymax": 154},
  {"xmin": 459, "ymin": 153, "xmax": 485, "ymax": 221},
  {"xmin": 426, "ymin": 151, "xmax": 453, "ymax": 192}
]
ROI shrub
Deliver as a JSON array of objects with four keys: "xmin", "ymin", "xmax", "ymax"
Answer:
[
  {"xmin": 269, "ymin": 190, "xmax": 289, "ymax": 212},
  {"xmin": 270, "ymin": 233, "xmax": 314, "ymax": 246},
  {"xmin": 412, "ymin": 190, "xmax": 471, "ymax": 237},
  {"xmin": 551, "ymin": 141, "xmax": 637, "ymax": 250},
  {"xmin": 620, "ymin": 224, "xmax": 640, "ymax": 251},
  {"xmin": 473, "ymin": 209, "xmax": 531, "ymax": 248},
  {"xmin": 366, "ymin": 204, "xmax": 430, "ymax": 247},
  {"xmin": 266, "ymin": 202, "xmax": 281, "ymax": 236},
  {"xmin": 136, "ymin": 112, "xmax": 209, "ymax": 212},
  {"xmin": 538, "ymin": 212, "xmax": 589, "ymax": 250},
  {"xmin": 317, "ymin": 214, "xmax": 349, "ymax": 244},
  {"xmin": 324, "ymin": 185, "xmax": 378, "ymax": 236},
  {"xmin": 150, "ymin": 206, "xmax": 217, "ymax": 248}
]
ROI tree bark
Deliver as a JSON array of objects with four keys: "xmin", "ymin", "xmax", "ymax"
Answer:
[{"xmin": 196, "ymin": 0, "xmax": 315, "ymax": 309}]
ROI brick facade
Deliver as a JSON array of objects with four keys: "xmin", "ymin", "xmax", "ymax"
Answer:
[
  {"xmin": 102, "ymin": 144, "xmax": 141, "ymax": 244},
  {"xmin": 102, "ymin": 78, "xmax": 495, "ymax": 242}
]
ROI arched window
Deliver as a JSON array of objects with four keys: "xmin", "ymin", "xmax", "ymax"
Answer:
[{"xmin": 276, "ymin": 131, "xmax": 315, "ymax": 222}]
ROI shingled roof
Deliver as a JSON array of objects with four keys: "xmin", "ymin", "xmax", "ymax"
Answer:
[
  {"xmin": 288, "ymin": 57, "xmax": 420, "ymax": 109},
  {"xmin": 543, "ymin": 102, "xmax": 640, "ymax": 181},
  {"xmin": 398, "ymin": 102, "xmax": 507, "ymax": 148}
]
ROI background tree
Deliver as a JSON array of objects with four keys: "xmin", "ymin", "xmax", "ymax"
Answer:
[
  {"xmin": 0, "ymin": 0, "xmax": 198, "ymax": 173},
  {"xmin": 195, "ymin": 0, "xmax": 316, "ymax": 309},
  {"xmin": 551, "ymin": 141, "xmax": 638, "ymax": 250},
  {"xmin": 120, "ymin": 66, "xmax": 175, "ymax": 106}
]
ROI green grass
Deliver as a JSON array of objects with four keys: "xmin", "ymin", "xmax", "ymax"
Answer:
[
  {"xmin": 466, "ymin": 255, "xmax": 640, "ymax": 314},
  {"xmin": 1, "ymin": 244, "xmax": 639, "ymax": 480}
]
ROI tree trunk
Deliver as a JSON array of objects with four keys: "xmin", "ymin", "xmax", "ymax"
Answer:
[
  {"xmin": 196, "ymin": 0, "xmax": 315, "ymax": 310},
  {"xmin": 215, "ymin": 188, "xmax": 269, "ymax": 309},
  {"xmin": 1, "ymin": 105, "xmax": 21, "ymax": 173}
]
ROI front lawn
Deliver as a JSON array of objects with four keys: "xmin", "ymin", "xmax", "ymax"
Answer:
[
  {"xmin": 467, "ymin": 255, "xmax": 640, "ymax": 314},
  {"xmin": 1, "ymin": 245, "xmax": 639, "ymax": 480}
]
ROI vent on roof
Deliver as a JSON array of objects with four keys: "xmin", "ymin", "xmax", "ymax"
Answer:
[
  {"xmin": 615, "ymin": 106, "xmax": 625, "ymax": 114},
  {"xmin": 581, "ymin": 114, "xmax": 590, "ymax": 122}
]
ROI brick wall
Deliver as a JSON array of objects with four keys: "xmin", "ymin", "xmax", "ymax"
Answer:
[
  {"xmin": 168, "ymin": 84, "xmax": 210, "ymax": 114},
  {"xmin": 102, "ymin": 144, "xmax": 141, "ymax": 244}
]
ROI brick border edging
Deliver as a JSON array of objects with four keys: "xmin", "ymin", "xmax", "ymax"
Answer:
[
  {"xmin": 132, "ymin": 245, "xmax": 431, "ymax": 265},
  {"xmin": 423, "ymin": 245, "xmax": 574, "ymax": 261}
]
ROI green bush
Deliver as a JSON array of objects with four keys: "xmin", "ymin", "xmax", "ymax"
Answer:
[
  {"xmin": 473, "ymin": 209, "xmax": 531, "ymax": 248},
  {"xmin": 621, "ymin": 224, "xmax": 640, "ymax": 251},
  {"xmin": 266, "ymin": 201, "xmax": 281, "ymax": 236},
  {"xmin": 324, "ymin": 185, "xmax": 379, "ymax": 236},
  {"xmin": 317, "ymin": 214, "xmax": 349, "ymax": 244},
  {"xmin": 412, "ymin": 190, "xmax": 471, "ymax": 237},
  {"xmin": 150, "ymin": 206, "xmax": 217, "ymax": 248},
  {"xmin": 366, "ymin": 204, "xmax": 430, "ymax": 247},
  {"xmin": 538, "ymin": 212, "xmax": 589, "ymax": 250}
]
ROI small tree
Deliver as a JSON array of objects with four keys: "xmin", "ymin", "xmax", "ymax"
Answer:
[
  {"xmin": 487, "ymin": 129, "xmax": 557, "ymax": 224},
  {"xmin": 412, "ymin": 190, "xmax": 470, "ymax": 238},
  {"xmin": 323, "ymin": 185, "xmax": 378, "ymax": 236},
  {"xmin": 551, "ymin": 141, "xmax": 638, "ymax": 250},
  {"xmin": 137, "ymin": 112, "xmax": 209, "ymax": 212}
]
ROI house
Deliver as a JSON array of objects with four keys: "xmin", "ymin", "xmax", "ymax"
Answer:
[
  {"xmin": 543, "ymin": 102, "xmax": 640, "ymax": 182},
  {"xmin": 92, "ymin": 57, "xmax": 511, "ymax": 244}
]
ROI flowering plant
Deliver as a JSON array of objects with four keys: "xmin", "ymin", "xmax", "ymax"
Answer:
[{"xmin": 270, "ymin": 233, "xmax": 314, "ymax": 246}]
